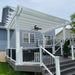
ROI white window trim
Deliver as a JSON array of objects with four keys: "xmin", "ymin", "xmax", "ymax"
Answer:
[
  {"xmin": 22, "ymin": 32, "xmax": 35, "ymax": 44},
  {"xmin": 22, "ymin": 32, "xmax": 29, "ymax": 43}
]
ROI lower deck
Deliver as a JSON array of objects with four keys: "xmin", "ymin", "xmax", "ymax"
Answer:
[{"xmin": 6, "ymin": 56, "xmax": 72, "ymax": 73}]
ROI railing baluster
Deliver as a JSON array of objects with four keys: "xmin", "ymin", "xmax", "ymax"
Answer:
[{"xmin": 11, "ymin": 48, "xmax": 12, "ymax": 59}]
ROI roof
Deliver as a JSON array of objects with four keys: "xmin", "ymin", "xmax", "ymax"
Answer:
[
  {"xmin": 6, "ymin": 6, "xmax": 70, "ymax": 33},
  {"xmin": 56, "ymin": 28, "xmax": 74, "ymax": 36}
]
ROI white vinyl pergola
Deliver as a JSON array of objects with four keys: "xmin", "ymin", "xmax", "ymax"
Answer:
[{"xmin": 6, "ymin": 6, "xmax": 69, "ymax": 65}]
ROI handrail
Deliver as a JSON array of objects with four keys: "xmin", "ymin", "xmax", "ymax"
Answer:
[
  {"xmin": 42, "ymin": 63, "xmax": 53, "ymax": 75},
  {"xmin": 40, "ymin": 46, "xmax": 60, "ymax": 75},
  {"xmin": 55, "ymin": 46, "xmax": 61, "ymax": 53},
  {"xmin": 23, "ymin": 47, "xmax": 39, "ymax": 49},
  {"xmin": 55, "ymin": 40, "xmax": 61, "ymax": 46},
  {"xmin": 40, "ymin": 46, "xmax": 55, "ymax": 59}
]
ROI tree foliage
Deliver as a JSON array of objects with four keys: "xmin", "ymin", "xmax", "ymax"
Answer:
[
  {"xmin": 63, "ymin": 41, "xmax": 69, "ymax": 54},
  {"xmin": 70, "ymin": 13, "xmax": 75, "ymax": 32}
]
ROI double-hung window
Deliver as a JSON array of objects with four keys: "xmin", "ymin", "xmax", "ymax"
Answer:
[
  {"xmin": 23, "ymin": 33, "xmax": 29, "ymax": 43},
  {"xmin": 45, "ymin": 36, "xmax": 53, "ymax": 45},
  {"xmin": 30, "ymin": 34, "xmax": 34, "ymax": 43},
  {"xmin": 23, "ymin": 33, "xmax": 34, "ymax": 43}
]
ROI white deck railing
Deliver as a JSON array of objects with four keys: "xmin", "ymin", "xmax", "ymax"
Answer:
[
  {"xmin": 71, "ymin": 45, "xmax": 75, "ymax": 60},
  {"xmin": 6, "ymin": 46, "xmax": 61, "ymax": 75},
  {"xmin": 6, "ymin": 48, "xmax": 16, "ymax": 63},
  {"xmin": 40, "ymin": 46, "xmax": 60, "ymax": 75}
]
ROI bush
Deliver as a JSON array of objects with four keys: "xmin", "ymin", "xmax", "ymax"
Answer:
[{"xmin": 63, "ymin": 41, "xmax": 69, "ymax": 57}]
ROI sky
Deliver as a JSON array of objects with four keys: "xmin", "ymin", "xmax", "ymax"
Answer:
[{"xmin": 0, "ymin": 0, "xmax": 75, "ymax": 34}]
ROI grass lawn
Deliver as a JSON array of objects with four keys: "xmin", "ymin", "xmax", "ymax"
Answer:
[{"xmin": 0, "ymin": 62, "xmax": 30, "ymax": 75}]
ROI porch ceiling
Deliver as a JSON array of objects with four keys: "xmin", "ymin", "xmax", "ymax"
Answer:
[{"xmin": 5, "ymin": 6, "xmax": 69, "ymax": 33}]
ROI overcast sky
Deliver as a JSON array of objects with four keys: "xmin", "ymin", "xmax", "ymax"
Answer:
[
  {"xmin": 0, "ymin": 0, "xmax": 75, "ymax": 34},
  {"xmin": 0, "ymin": 0, "xmax": 75, "ymax": 22}
]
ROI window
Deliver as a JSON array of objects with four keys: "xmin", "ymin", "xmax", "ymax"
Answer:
[
  {"xmin": 30, "ymin": 34, "xmax": 34, "ymax": 43},
  {"xmin": 23, "ymin": 33, "xmax": 34, "ymax": 43},
  {"xmin": 45, "ymin": 36, "xmax": 52, "ymax": 45},
  {"xmin": 23, "ymin": 33, "xmax": 29, "ymax": 43}
]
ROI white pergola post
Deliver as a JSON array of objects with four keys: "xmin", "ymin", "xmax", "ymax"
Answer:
[
  {"xmin": 43, "ymin": 33, "xmax": 46, "ymax": 48},
  {"xmin": 52, "ymin": 36, "xmax": 55, "ymax": 54},
  {"xmin": 63, "ymin": 26, "xmax": 66, "ymax": 42},
  {"xmin": 15, "ymin": 15, "xmax": 22, "ymax": 65},
  {"xmin": 71, "ymin": 45, "xmax": 74, "ymax": 60},
  {"xmin": 7, "ymin": 29, "xmax": 10, "ymax": 49},
  {"xmin": 60, "ymin": 41, "xmax": 63, "ymax": 55}
]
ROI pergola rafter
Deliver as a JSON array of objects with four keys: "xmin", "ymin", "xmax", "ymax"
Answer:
[{"xmin": 6, "ymin": 5, "xmax": 69, "ymax": 33}]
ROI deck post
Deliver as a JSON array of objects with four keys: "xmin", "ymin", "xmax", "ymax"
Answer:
[
  {"xmin": 55, "ymin": 56, "xmax": 60, "ymax": 75},
  {"xmin": 63, "ymin": 26, "xmax": 66, "ymax": 42},
  {"xmin": 40, "ymin": 46, "xmax": 42, "ymax": 66},
  {"xmin": 52, "ymin": 36, "xmax": 55, "ymax": 54},
  {"xmin": 15, "ymin": 15, "xmax": 21, "ymax": 65},
  {"xmin": 43, "ymin": 33, "xmax": 46, "ymax": 48},
  {"xmin": 7, "ymin": 29, "xmax": 10, "ymax": 49},
  {"xmin": 60, "ymin": 41, "xmax": 63, "ymax": 55},
  {"xmin": 10, "ymin": 48, "xmax": 12, "ymax": 59},
  {"xmin": 20, "ymin": 47, "xmax": 23, "ymax": 64},
  {"xmin": 71, "ymin": 45, "xmax": 74, "ymax": 60}
]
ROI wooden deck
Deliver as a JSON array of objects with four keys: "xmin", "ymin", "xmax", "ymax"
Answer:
[
  {"xmin": 6, "ymin": 57, "xmax": 41, "ymax": 72},
  {"xmin": 6, "ymin": 56, "xmax": 72, "ymax": 73}
]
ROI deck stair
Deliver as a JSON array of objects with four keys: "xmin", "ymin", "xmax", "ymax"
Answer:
[{"xmin": 41, "ymin": 58, "xmax": 75, "ymax": 75}]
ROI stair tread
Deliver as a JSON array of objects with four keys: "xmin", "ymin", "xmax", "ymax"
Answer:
[
  {"xmin": 42, "ymin": 60, "xmax": 75, "ymax": 75},
  {"xmin": 55, "ymin": 64, "xmax": 75, "ymax": 75}
]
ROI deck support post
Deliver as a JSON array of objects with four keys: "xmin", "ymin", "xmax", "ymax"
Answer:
[
  {"xmin": 63, "ymin": 26, "xmax": 66, "ymax": 42},
  {"xmin": 43, "ymin": 33, "xmax": 46, "ymax": 48},
  {"xmin": 52, "ymin": 36, "xmax": 55, "ymax": 54},
  {"xmin": 15, "ymin": 15, "xmax": 21, "ymax": 65},
  {"xmin": 55, "ymin": 56, "xmax": 60, "ymax": 75},
  {"xmin": 7, "ymin": 29, "xmax": 10, "ymax": 49},
  {"xmin": 40, "ymin": 46, "xmax": 42, "ymax": 66},
  {"xmin": 71, "ymin": 45, "xmax": 74, "ymax": 60},
  {"xmin": 60, "ymin": 41, "xmax": 63, "ymax": 55}
]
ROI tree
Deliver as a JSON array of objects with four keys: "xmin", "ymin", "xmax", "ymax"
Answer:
[{"xmin": 70, "ymin": 13, "xmax": 75, "ymax": 32}]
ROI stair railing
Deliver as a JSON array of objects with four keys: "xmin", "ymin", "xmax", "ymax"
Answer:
[
  {"xmin": 55, "ymin": 40, "xmax": 63, "ymax": 55},
  {"xmin": 40, "ymin": 46, "xmax": 60, "ymax": 75}
]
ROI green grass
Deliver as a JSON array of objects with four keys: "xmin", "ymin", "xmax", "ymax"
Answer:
[{"xmin": 0, "ymin": 62, "xmax": 30, "ymax": 75}]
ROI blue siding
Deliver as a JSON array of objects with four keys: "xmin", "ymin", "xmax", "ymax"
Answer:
[
  {"xmin": 0, "ymin": 29, "xmax": 55, "ymax": 50},
  {"xmin": 10, "ymin": 30, "xmax": 16, "ymax": 48},
  {"xmin": 20, "ymin": 30, "xmax": 43, "ymax": 48},
  {"xmin": 0, "ymin": 29, "xmax": 7, "ymax": 50},
  {"xmin": 0, "ymin": 29, "xmax": 16, "ymax": 50}
]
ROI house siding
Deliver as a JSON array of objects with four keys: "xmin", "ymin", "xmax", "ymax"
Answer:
[
  {"xmin": 20, "ymin": 30, "xmax": 43, "ymax": 48},
  {"xmin": 0, "ymin": 29, "xmax": 7, "ymax": 50},
  {"xmin": 20, "ymin": 30, "xmax": 55, "ymax": 48},
  {"xmin": 0, "ymin": 29, "xmax": 55, "ymax": 50},
  {"xmin": 0, "ymin": 29, "xmax": 16, "ymax": 50}
]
